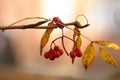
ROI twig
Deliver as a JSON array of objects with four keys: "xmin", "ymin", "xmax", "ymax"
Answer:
[
  {"xmin": 8, "ymin": 17, "xmax": 50, "ymax": 26},
  {"xmin": 0, "ymin": 21, "xmax": 90, "ymax": 30}
]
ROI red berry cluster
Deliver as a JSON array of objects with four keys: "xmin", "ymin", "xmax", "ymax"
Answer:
[
  {"xmin": 53, "ymin": 17, "xmax": 61, "ymax": 22},
  {"xmin": 43, "ymin": 17, "xmax": 83, "ymax": 63},
  {"xmin": 52, "ymin": 17, "xmax": 64, "ymax": 28},
  {"xmin": 70, "ymin": 48, "xmax": 82, "ymax": 64},
  {"xmin": 44, "ymin": 46, "xmax": 63, "ymax": 61}
]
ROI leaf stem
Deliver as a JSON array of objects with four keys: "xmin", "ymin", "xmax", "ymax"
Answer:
[
  {"xmin": 65, "ymin": 26, "xmax": 80, "ymax": 35},
  {"xmin": 75, "ymin": 15, "xmax": 89, "ymax": 25},
  {"xmin": 63, "ymin": 35, "xmax": 75, "ymax": 43},
  {"xmin": 61, "ymin": 29, "xmax": 69, "ymax": 56},
  {"xmin": 9, "ymin": 17, "xmax": 50, "ymax": 26},
  {"xmin": 50, "ymin": 37, "xmax": 62, "ymax": 49},
  {"xmin": 65, "ymin": 26, "xmax": 92, "ymax": 42},
  {"xmin": 50, "ymin": 32, "xmax": 75, "ymax": 56},
  {"xmin": 80, "ymin": 33, "xmax": 92, "ymax": 42}
]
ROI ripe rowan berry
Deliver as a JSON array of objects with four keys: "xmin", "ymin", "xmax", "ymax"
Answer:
[
  {"xmin": 44, "ymin": 52, "xmax": 50, "ymax": 59},
  {"xmin": 70, "ymin": 51, "xmax": 76, "ymax": 64},
  {"xmin": 70, "ymin": 51, "xmax": 76, "ymax": 58},
  {"xmin": 54, "ymin": 46, "xmax": 63, "ymax": 55},
  {"xmin": 52, "ymin": 17, "xmax": 64, "ymax": 28},
  {"xmin": 44, "ymin": 49, "xmax": 55, "ymax": 61},
  {"xmin": 53, "ymin": 51, "xmax": 61, "ymax": 58},
  {"xmin": 49, "ymin": 54, "xmax": 55, "ymax": 60},
  {"xmin": 58, "ymin": 49, "xmax": 63, "ymax": 55},
  {"xmin": 58, "ymin": 22, "xmax": 64, "ymax": 28},
  {"xmin": 48, "ymin": 48, "xmax": 54, "ymax": 54},
  {"xmin": 53, "ymin": 17, "xmax": 61, "ymax": 22},
  {"xmin": 54, "ymin": 46, "xmax": 60, "ymax": 51},
  {"xmin": 75, "ymin": 48, "xmax": 82, "ymax": 57}
]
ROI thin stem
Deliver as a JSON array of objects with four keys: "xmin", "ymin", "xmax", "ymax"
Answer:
[
  {"xmin": 63, "ymin": 35, "xmax": 75, "ymax": 43},
  {"xmin": 66, "ymin": 25, "xmax": 93, "ymax": 44},
  {"xmin": 9, "ymin": 17, "xmax": 50, "ymax": 26},
  {"xmin": 61, "ymin": 29, "xmax": 69, "ymax": 56},
  {"xmin": 65, "ymin": 25, "xmax": 92, "ymax": 42},
  {"xmin": 65, "ymin": 26, "xmax": 80, "ymax": 35},
  {"xmin": 50, "ymin": 35, "xmax": 75, "ymax": 55},
  {"xmin": 50, "ymin": 36, "xmax": 62, "ymax": 49},
  {"xmin": 80, "ymin": 33, "xmax": 92, "ymax": 42},
  {"xmin": 75, "ymin": 15, "xmax": 89, "ymax": 25}
]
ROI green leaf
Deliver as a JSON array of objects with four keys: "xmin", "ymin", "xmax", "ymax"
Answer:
[
  {"xmin": 82, "ymin": 43, "xmax": 96, "ymax": 70},
  {"xmin": 99, "ymin": 47, "xmax": 118, "ymax": 67}
]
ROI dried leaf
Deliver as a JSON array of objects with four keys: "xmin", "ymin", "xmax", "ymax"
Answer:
[
  {"xmin": 95, "ymin": 41, "xmax": 120, "ymax": 50},
  {"xmin": 82, "ymin": 43, "xmax": 95, "ymax": 70},
  {"xmin": 40, "ymin": 22, "xmax": 54, "ymax": 55},
  {"xmin": 73, "ymin": 27, "xmax": 80, "ymax": 40},
  {"xmin": 99, "ymin": 47, "xmax": 118, "ymax": 67},
  {"xmin": 73, "ymin": 36, "xmax": 82, "ymax": 50}
]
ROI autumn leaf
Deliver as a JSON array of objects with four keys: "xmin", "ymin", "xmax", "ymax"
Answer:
[
  {"xmin": 82, "ymin": 43, "xmax": 96, "ymax": 70},
  {"xmin": 40, "ymin": 22, "xmax": 54, "ymax": 55},
  {"xmin": 73, "ymin": 27, "xmax": 80, "ymax": 40},
  {"xmin": 99, "ymin": 47, "xmax": 118, "ymax": 67},
  {"xmin": 73, "ymin": 36, "xmax": 82, "ymax": 50},
  {"xmin": 95, "ymin": 41, "xmax": 120, "ymax": 50}
]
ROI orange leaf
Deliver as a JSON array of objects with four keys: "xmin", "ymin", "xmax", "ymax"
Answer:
[
  {"xmin": 95, "ymin": 41, "xmax": 120, "ymax": 50},
  {"xmin": 82, "ymin": 43, "xmax": 95, "ymax": 70},
  {"xmin": 73, "ymin": 36, "xmax": 82, "ymax": 50},
  {"xmin": 99, "ymin": 47, "xmax": 118, "ymax": 67},
  {"xmin": 40, "ymin": 22, "xmax": 54, "ymax": 55}
]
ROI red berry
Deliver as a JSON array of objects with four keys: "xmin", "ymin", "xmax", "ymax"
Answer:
[
  {"xmin": 53, "ymin": 17, "xmax": 64, "ymax": 28},
  {"xmin": 58, "ymin": 22, "xmax": 64, "ymax": 28},
  {"xmin": 54, "ymin": 46, "xmax": 63, "ymax": 55},
  {"xmin": 48, "ymin": 48, "xmax": 54, "ymax": 54},
  {"xmin": 58, "ymin": 49, "xmax": 63, "ymax": 55},
  {"xmin": 75, "ymin": 48, "xmax": 82, "ymax": 57},
  {"xmin": 53, "ymin": 51, "xmax": 61, "ymax": 58},
  {"xmin": 49, "ymin": 54, "xmax": 55, "ymax": 61},
  {"xmin": 53, "ymin": 17, "xmax": 60, "ymax": 22},
  {"xmin": 44, "ymin": 52, "xmax": 50, "ymax": 59},
  {"xmin": 46, "ymin": 49, "xmax": 55, "ymax": 60},
  {"xmin": 70, "ymin": 51, "xmax": 76, "ymax": 58},
  {"xmin": 54, "ymin": 46, "xmax": 60, "ymax": 51}
]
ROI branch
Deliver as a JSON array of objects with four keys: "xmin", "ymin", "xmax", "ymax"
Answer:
[{"xmin": 0, "ymin": 21, "xmax": 90, "ymax": 30}]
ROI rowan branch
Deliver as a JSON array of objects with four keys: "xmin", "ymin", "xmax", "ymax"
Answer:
[{"xmin": 0, "ymin": 21, "xmax": 90, "ymax": 30}]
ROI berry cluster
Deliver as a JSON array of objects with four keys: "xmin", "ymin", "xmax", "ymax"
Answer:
[
  {"xmin": 43, "ymin": 17, "xmax": 83, "ymax": 63},
  {"xmin": 44, "ymin": 46, "xmax": 63, "ymax": 61},
  {"xmin": 70, "ymin": 48, "xmax": 82, "ymax": 63},
  {"xmin": 52, "ymin": 17, "xmax": 64, "ymax": 28}
]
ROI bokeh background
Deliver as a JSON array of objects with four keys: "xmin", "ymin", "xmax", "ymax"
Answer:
[{"xmin": 0, "ymin": 0, "xmax": 120, "ymax": 80}]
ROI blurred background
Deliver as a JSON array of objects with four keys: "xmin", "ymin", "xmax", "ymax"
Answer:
[{"xmin": 0, "ymin": 0, "xmax": 120, "ymax": 80}]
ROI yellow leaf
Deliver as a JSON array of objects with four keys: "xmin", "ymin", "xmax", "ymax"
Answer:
[
  {"xmin": 95, "ymin": 41, "xmax": 120, "ymax": 50},
  {"xmin": 73, "ymin": 36, "xmax": 82, "ymax": 50},
  {"xmin": 99, "ymin": 47, "xmax": 118, "ymax": 67},
  {"xmin": 73, "ymin": 27, "xmax": 80, "ymax": 40},
  {"xmin": 40, "ymin": 22, "xmax": 54, "ymax": 55},
  {"xmin": 82, "ymin": 43, "xmax": 96, "ymax": 70}
]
